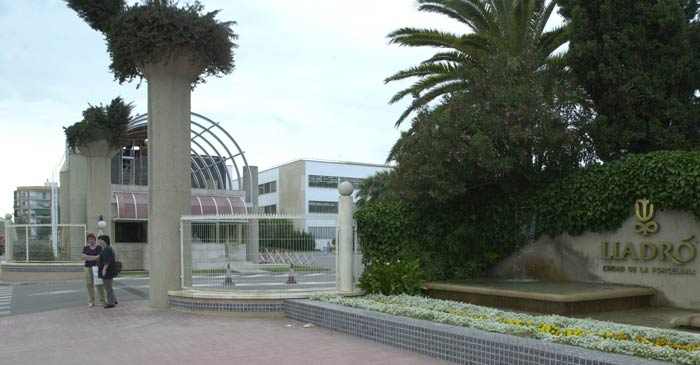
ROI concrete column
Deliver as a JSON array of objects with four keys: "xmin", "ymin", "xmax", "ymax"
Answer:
[
  {"xmin": 59, "ymin": 170, "xmax": 70, "ymax": 225},
  {"xmin": 67, "ymin": 152, "xmax": 88, "ymax": 226},
  {"xmin": 243, "ymin": 166, "xmax": 259, "ymax": 207},
  {"xmin": 81, "ymin": 139, "xmax": 118, "ymax": 238},
  {"xmin": 243, "ymin": 166, "xmax": 259, "ymax": 263},
  {"xmin": 4, "ymin": 213, "xmax": 13, "ymax": 262},
  {"xmin": 142, "ymin": 54, "xmax": 204, "ymax": 309},
  {"xmin": 338, "ymin": 182, "xmax": 354, "ymax": 292}
]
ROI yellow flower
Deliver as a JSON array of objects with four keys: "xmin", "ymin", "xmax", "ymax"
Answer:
[
  {"xmin": 654, "ymin": 338, "xmax": 669, "ymax": 347},
  {"xmin": 636, "ymin": 335, "xmax": 650, "ymax": 344}
]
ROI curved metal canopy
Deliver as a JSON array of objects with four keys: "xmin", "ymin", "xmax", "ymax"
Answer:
[{"xmin": 125, "ymin": 113, "xmax": 252, "ymax": 194}]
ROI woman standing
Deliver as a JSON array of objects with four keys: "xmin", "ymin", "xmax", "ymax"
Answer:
[
  {"xmin": 81, "ymin": 233, "xmax": 105, "ymax": 307},
  {"xmin": 97, "ymin": 235, "xmax": 118, "ymax": 308}
]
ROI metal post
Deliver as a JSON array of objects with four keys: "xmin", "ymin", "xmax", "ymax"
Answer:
[
  {"xmin": 51, "ymin": 181, "xmax": 58, "ymax": 257},
  {"xmin": 97, "ymin": 215, "xmax": 106, "ymax": 237},
  {"xmin": 4, "ymin": 213, "xmax": 12, "ymax": 262},
  {"xmin": 25, "ymin": 226, "xmax": 29, "ymax": 262},
  {"xmin": 180, "ymin": 218, "xmax": 185, "ymax": 289}
]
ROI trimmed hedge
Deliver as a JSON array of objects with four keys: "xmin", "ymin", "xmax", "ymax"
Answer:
[{"xmin": 533, "ymin": 150, "xmax": 700, "ymax": 236}]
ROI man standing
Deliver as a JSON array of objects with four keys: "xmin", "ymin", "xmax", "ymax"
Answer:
[
  {"xmin": 97, "ymin": 235, "xmax": 118, "ymax": 308},
  {"xmin": 81, "ymin": 233, "xmax": 105, "ymax": 307}
]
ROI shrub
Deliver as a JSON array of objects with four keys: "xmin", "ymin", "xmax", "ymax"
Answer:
[
  {"xmin": 63, "ymin": 97, "xmax": 134, "ymax": 149},
  {"xmin": 259, "ymin": 219, "xmax": 315, "ymax": 251},
  {"xmin": 354, "ymin": 201, "xmax": 414, "ymax": 264},
  {"xmin": 355, "ymin": 195, "xmax": 529, "ymax": 281},
  {"xmin": 358, "ymin": 259, "xmax": 423, "ymax": 296}
]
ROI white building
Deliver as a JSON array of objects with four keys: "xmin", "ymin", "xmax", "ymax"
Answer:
[{"xmin": 257, "ymin": 159, "xmax": 392, "ymax": 249}]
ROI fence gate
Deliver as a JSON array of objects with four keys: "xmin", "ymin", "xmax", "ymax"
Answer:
[{"xmin": 180, "ymin": 213, "xmax": 361, "ymax": 291}]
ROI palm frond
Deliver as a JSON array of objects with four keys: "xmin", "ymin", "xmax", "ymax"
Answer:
[
  {"xmin": 393, "ymin": 81, "xmax": 471, "ymax": 127},
  {"xmin": 387, "ymin": 128, "xmax": 415, "ymax": 163},
  {"xmin": 385, "ymin": 63, "xmax": 459, "ymax": 83},
  {"xmin": 417, "ymin": 0, "xmax": 494, "ymax": 33},
  {"xmin": 388, "ymin": 27, "xmax": 467, "ymax": 49},
  {"xmin": 491, "ymin": 0, "xmax": 516, "ymax": 41},
  {"xmin": 387, "ymin": 0, "xmax": 569, "ymax": 126},
  {"xmin": 538, "ymin": 24, "xmax": 569, "ymax": 57},
  {"xmin": 454, "ymin": 33, "xmax": 495, "ymax": 55},
  {"xmin": 534, "ymin": 0, "xmax": 557, "ymax": 37},
  {"xmin": 512, "ymin": 0, "xmax": 537, "ymax": 55},
  {"xmin": 421, "ymin": 51, "xmax": 478, "ymax": 65},
  {"xmin": 388, "ymin": 71, "xmax": 463, "ymax": 104}
]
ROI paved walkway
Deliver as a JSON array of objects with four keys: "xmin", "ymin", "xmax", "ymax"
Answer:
[{"xmin": 0, "ymin": 300, "xmax": 451, "ymax": 365}]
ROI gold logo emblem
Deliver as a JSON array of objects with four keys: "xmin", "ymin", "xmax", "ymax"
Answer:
[{"xmin": 633, "ymin": 198, "xmax": 658, "ymax": 235}]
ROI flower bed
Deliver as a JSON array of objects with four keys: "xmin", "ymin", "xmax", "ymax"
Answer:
[{"xmin": 311, "ymin": 294, "xmax": 700, "ymax": 364}]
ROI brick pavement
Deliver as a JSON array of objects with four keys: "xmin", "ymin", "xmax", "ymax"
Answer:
[{"xmin": 0, "ymin": 300, "xmax": 452, "ymax": 365}]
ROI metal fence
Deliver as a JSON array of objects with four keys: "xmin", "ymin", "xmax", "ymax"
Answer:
[
  {"xmin": 6, "ymin": 224, "xmax": 87, "ymax": 262},
  {"xmin": 180, "ymin": 214, "xmax": 363, "ymax": 291}
]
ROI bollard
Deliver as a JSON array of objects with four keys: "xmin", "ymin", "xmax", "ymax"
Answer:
[
  {"xmin": 223, "ymin": 262, "xmax": 234, "ymax": 286},
  {"xmin": 286, "ymin": 263, "xmax": 297, "ymax": 284}
]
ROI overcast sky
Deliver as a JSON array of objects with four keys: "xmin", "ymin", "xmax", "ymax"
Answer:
[
  {"xmin": 0, "ymin": 0, "xmax": 457, "ymax": 214},
  {"xmin": 0, "ymin": 1, "xmax": 561, "ymax": 216}
]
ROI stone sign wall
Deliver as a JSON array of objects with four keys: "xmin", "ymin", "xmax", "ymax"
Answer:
[{"xmin": 490, "ymin": 199, "xmax": 700, "ymax": 309}]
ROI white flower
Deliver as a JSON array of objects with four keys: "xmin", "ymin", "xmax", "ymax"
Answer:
[{"xmin": 312, "ymin": 294, "xmax": 700, "ymax": 364}]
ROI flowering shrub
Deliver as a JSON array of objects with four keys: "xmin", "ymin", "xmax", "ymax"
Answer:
[{"xmin": 311, "ymin": 294, "xmax": 700, "ymax": 364}]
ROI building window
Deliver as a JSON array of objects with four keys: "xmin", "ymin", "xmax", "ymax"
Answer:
[
  {"xmin": 263, "ymin": 204, "xmax": 277, "ymax": 214},
  {"xmin": 115, "ymin": 222, "xmax": 148, "ymax": 243},
  {"xmin": 309, "ymin": 175, "xmax": 365, "ymax": 189},
  {"xmin": 309, "ymin": 226, "xmax": 336, "ymax": 239},
  {"xmin": 344, "ymin": 177, "xmax": 365, "ymax": 187},
  {"xmin": 258, "ymin": 181, "xmax": 277, "ymax": 195},
  {"xmin": 29, "ymin": 191, "xmax": 49, "ymax": 200},
  {"xmin": 308, "ymin": 175, "xmax": 339, "ymax": 188},
  {"xmin": 37, "ymin": 201, "xmax": 51, "ymax": 208},
  {"xmin": 308, "ymin": 201, "xmax": 338, "ymax": 213}
]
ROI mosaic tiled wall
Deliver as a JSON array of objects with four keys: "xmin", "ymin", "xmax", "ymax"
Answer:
[
  {"xmin": 284, "ymin": 299, "xmax": 670, "ymax": 365},
  {"xmin": 170, "ymin": 299, "xmax": 282, "ymax": 313},
  {"xmin": 1, "ymin": 265, "xmax": 83, "ymax": 272}
]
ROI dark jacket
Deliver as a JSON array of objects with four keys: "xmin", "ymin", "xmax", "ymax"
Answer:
[{"xmin": 98, "ymin": 245, "xmax": 118, "ymax": 279}]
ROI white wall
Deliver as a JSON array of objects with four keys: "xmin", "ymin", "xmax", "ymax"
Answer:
[
  {"xmin": 257, "ymin": 167, "xmax": 280, "ymax": 209},
  {"xmin": 305, "ymin": 160, "xmax": 391, "ymax": 206}
]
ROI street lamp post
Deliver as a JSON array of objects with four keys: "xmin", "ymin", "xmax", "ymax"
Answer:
[{"xmin": 97, "ymin": 215, "xmax": 106, "ymax": 237}]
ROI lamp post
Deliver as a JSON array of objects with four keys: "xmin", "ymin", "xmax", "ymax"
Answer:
[{"xmin": 97, "ymin": 215, "xmax": 106, "ymax": 237}]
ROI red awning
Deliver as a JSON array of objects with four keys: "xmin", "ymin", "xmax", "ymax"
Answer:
[
  {"xmin": 114, "ymin": 192, "xmax": 148, "ymax": 220},
  {"xmin": 113, "ymin": 192, "xmax": 247, "ymax": 220}
]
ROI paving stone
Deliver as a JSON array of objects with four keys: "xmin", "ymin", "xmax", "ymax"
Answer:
[{"xmin": 0, "ymin": 300, "xmax": 451, "ymax": 365}]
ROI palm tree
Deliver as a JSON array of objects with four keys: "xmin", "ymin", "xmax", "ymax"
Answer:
[
  {"xmin": 356, "ymin": 170, "xmax": 398, "ymax": 207},
  {"xmin": 386, "ymin": 0, "xmax": 568, "ymax": 126}
]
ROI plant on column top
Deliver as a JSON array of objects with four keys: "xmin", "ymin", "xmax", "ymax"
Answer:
[
  {"xmin": 66, "ymin": 0, "xmax": 238, "ymax": 86},
  {"xmin": 63, "ymin": 97, "xmax": 134, "ymax": 150}
]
